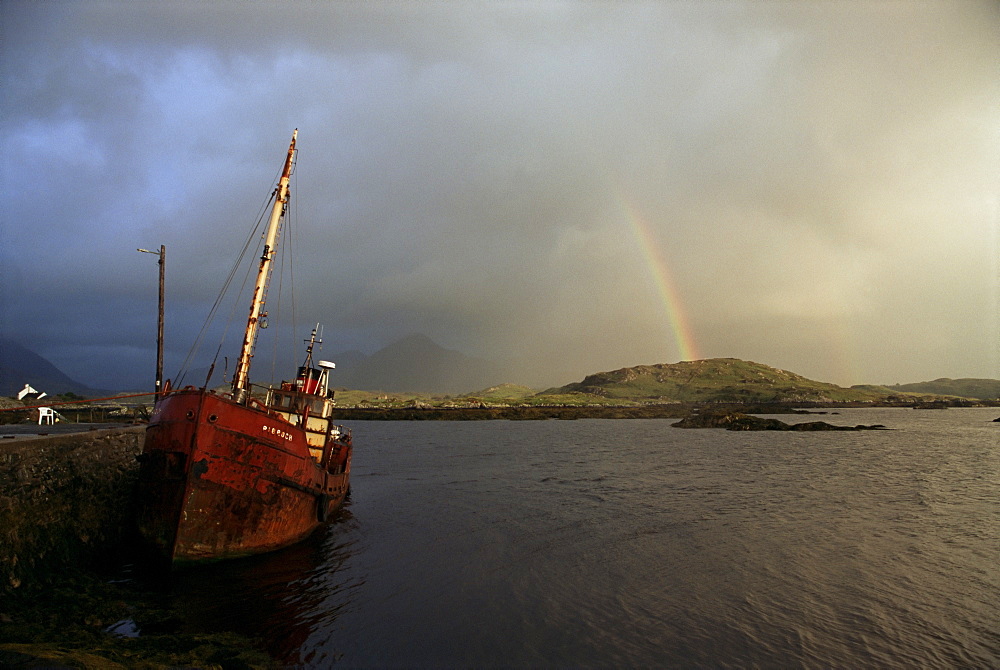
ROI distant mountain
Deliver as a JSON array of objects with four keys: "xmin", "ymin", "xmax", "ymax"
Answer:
[
  {"xmin": 321, "ymin": 349, "xmax": 367, "ymax": 379},
  {"xmin": 0, "ymin": 338, "xmax": 109, "ymax": 397},
  {"xmin": 338, "ymin": 334, "xmax": 505, "ymax": 394},
  {"xmin": 868, "ymin": 378, "xmax": 1000, "ymax": 400},
  {"xmin": 546, "ymin": 358, "xmax": 890, "ymax": 404}
]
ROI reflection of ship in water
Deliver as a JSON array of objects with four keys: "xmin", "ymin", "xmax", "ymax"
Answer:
[{"xmin": 138, "ymin": 507, "xmax": 363, "ymax": 665}]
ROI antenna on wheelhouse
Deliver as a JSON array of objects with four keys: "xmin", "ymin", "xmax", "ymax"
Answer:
[{"xmin": 302, "ymin": 323, "xmax": 322, "ymax": 370}]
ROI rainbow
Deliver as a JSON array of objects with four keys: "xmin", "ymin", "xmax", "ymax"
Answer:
[{"xmin": 620, "ymin": 200, "xmax": 700, "ymax": 362}]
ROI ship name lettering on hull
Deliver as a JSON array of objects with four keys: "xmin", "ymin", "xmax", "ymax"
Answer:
[{"xmin": 262, "ymin": 424, "xmax": 293, "ymax": 441}]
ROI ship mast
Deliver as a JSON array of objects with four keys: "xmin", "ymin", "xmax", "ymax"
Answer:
[{"xmin": 232, "ymin": 129, "xmax": 297, "ymax": 401}]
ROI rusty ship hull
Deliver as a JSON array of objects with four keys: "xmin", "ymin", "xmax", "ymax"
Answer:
[{"xmin": 136, "ymin": 387, "xmax": 351, "ymax": 566}]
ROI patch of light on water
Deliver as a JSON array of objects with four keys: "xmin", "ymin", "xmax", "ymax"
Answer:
[{"xmin": 104, "ymin": 618, "xmax": 141, "ymax": 638}]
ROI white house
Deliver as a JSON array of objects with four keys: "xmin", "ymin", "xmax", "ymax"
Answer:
[
  {"xmin": 17, "ymin": 384, "xmax": 47, "ymax": 401},
  {"xmin": 17, "ymin": 383, "xmax": 56, "ymax": 424}
]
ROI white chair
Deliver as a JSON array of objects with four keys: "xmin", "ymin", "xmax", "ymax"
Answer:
[{"xmin": 38, "ymin": 407, "xmax": 55, "ymax": 425}]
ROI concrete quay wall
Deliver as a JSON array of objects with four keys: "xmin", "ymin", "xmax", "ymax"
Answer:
[{"xmin": 0, "ymin": 427, "xmax": 145, "ymax": 596}]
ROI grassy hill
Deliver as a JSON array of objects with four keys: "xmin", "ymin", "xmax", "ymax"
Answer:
[
  {"xmin": 542, "ymin": 358, "xmax": 889, "ymax": 404},
  {"xmin": 872, "ymin": 378, "xmax": 1000, "ymax": 400},
  {"xmin": 329, "ymin": 358, "xmax": 973, "ymax": 408}
]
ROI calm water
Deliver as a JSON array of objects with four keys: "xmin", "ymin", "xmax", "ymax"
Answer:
[{"xmin": 159, "ymin": 408, "xmax": 999, "ymax": 668}]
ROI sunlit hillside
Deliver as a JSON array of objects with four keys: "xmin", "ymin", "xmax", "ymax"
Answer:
[{"xmin": 544, "ymin": 358, "xmax": 892, "ymax": 404}]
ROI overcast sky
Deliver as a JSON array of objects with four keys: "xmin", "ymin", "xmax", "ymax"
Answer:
[{"xmin": 2, "ymin": 0, "xmax": 998, "ymax": 391}]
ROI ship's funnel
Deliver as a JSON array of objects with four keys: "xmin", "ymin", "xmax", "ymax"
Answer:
[{"xmin": 297, "ymin": 366, "xmax": 323, "ymax": 394}]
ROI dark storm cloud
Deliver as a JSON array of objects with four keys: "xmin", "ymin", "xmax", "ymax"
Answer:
[{"xmin": 1, "ymin": 1, "xmax": 997, "ymax": 390}]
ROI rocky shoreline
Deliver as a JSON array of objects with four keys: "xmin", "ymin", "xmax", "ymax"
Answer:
[{"xmin": 0, "ymin": 426, "xmax": 273, "ymax": 668}]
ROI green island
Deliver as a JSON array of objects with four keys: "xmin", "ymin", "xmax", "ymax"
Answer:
[{"xmin": 326, "ymin": 359, "xmax": 998, "ymax": 418}]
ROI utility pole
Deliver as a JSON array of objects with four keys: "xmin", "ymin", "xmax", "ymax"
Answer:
[{"xmin": 137, "ymin": 245, "xmax": 165, "ymax": 395}]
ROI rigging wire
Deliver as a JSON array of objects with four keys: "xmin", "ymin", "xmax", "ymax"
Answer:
[
  {"xmin": 211, "ymin": 217, "xmax": 269, "ymax": 384},
  {"xmin": 172, "ymin": 144, "xmax": 301, "ymax": 391},
  {"xmin": 173, "ymin": 170, "xmax": 281, "ymax": 387},
  {"xmin": 175, "ymin": 138, "xmax": 298, "ymax": 386}
]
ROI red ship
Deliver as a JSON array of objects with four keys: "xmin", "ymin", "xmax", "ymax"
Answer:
[{"xmin": 136, "ymin": 131, "xmax": 353, "ymax": 566}]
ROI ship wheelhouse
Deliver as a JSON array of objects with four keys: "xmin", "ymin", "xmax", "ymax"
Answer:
[{"xmin": 264, "ymin": 359, "xmax": 344, "ymax": 469}]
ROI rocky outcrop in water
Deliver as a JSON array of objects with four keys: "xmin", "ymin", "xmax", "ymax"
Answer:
[{"xmin": 672, "ymin": 411, "xmax": 887, "ymax": 431}]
